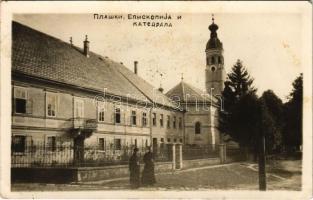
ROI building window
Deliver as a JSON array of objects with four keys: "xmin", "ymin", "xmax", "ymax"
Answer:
[
  {"xmin": 98, "ymin": 138, "xmax": 105, "ymax": 151},
  {"xmin": 173, "ymin": 116, "xmax": 176, "ymax": 129},
  {"xmin": 131, "ymin": 111, "xmax": 136, "ymax": 125},
  {"xmin": 15, "ymin": 99, "xmax": 26, "ymax": 114},
  {"xmin": 179, "ymin": 138, "xmax": 183, "ymax": 143},
  {"xmin": 152, "ymin": 113, "xmax": 157, "ymax": 126},
  {"xmin": 74, "ymin": 99, "xmax": 84, "ymax": 118},
  {"xmin": 46, "ymin": 93, "xmax": 58, "ymax": 117},
  {"xmin": 167, "ymin": 115, "xmax": 170, "ymax": 128},
  {"xmin": 161, "ymin": 138, "xmax": 164, "ymax": 143},
  {"xmin": 211, "ymin": 56, "xmax": 215, "ymax": 64},
  {"xmin": 47, "ymin": 136, "xmax": 56, "ymax": 152},
  {"xmin": 12, "ymin": 135, "xmax": 26, "ymax": 153},
  {"xmin": 142, "ymin": 112, "xmax": 147, "ymax": 127},
  {"xmin": 115, "ymin": 108, "xmax": 121, "ymax": 123},
  {"xmin": 218, "ymin": 56, "xmax": 222, "ymax": 64},
  {"xmin": 174, "ymin": 138, "xmax": 177, "ymax": 143},
  {"xmin": 98, "ymin": 106, "xmax": 105, "ymax": 122},
  {"xmin": 114, "ymin": 139, "xmax": 121, "ymax": 150},
  {"xmin": 167, "ymin": 138, "xmax": 171, "ymax": 143},
  {"xmin": 134, "ymin": 139, "xmax": 137, "ymax": 147},
  {"xmin": 14, "ymin": 87, "xmax": 29, "ymax": 114},
  {"xmin": 195, "ymin": 122, "xmax": 201, "ymax": 134},
  {"xmin": 160, "ymin": 114, "xmax": 164, "ymax": 127},
  {"xmin": 179, "ymin": 117, "xmax": 182, "ymax": 129}
]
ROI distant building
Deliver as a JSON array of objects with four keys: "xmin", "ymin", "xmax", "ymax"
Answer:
[
  {"xmin": 166, "ymin": 16, "xmax": 225, "ymax": 146},
  {"xmin": 11, "ymin": 17, "xmax": 223, "ymax": 158}
]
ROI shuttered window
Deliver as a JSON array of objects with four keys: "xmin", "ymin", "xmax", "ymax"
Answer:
[
  {"xmin": 74, "ymin": 99, "xmax": 84, "ymax": 118},
  {"xmin": 14, "ymin": 87, "xmax": 32, "ymax": 114},
  {"xmin": 160, "ymin": 114, "xmax": 164, "ymax": 127},
  {"xmin": 46, "ymin": 93, "xmax": 58, "ymax": 117},
  {"xmin": 142, "ymin": 112, "xmax": 147, "ymax": 127}
]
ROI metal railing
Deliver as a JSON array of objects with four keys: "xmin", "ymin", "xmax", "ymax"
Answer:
[
  {"xmin": 182, "ymin": 144, "xmax": 219, "ymax": 160},
  {"xmin": 11, "ymin": 141, "xmax": 172, "ymax": 168}
]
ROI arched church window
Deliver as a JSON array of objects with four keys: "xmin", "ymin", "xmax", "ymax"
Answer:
[
  {"xmin": 195, "ymin": 122, "xmax": 201, "ymax": 134},
  {"xmin": 218, "ymin": 56, "xmax": 222, "ymax": 64},
  {"xmin": 211, "ymin": 57, "xmax": 215, "ymax": 64}
]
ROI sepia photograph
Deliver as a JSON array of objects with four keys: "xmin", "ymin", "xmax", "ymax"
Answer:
[{"xmin": 0, "ymin": 1, "xmax": 312, "ymax": 199}]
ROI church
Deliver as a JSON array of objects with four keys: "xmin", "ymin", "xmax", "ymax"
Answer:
[{"xmin": 11, "ymin": 16, "xmax": 225, "ymax": 159}]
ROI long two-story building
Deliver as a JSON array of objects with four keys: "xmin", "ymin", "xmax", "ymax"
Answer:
[{"xmin": 11, "ymin": 17, "xmax": 223, "ymax": 160}]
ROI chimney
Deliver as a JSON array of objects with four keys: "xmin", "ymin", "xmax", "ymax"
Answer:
[
  {"xmin": 83, "ymin": 35, "xmax": 90, "ymax": 58},
  {"xmin": 134, "ymin": 61, "xmax": 138, "ymax": 75}
]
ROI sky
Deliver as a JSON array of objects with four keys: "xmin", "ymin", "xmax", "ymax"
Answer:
[{"xmin": 14, "ymin": 13, "xmax": 303, "ymax": 102}]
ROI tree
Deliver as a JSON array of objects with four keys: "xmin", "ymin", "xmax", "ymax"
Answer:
[
  {"xmin": 260, "ymin": 90, "xmax": 284, "ymax": 154},
  {"xmin": 283, "ymin": 74, "xmax": 303, "ymax": 152},
  {"xmin": 218, "ymin": 60, "xmax": 259, "ymax": 156},
  {"xmin": 229, "ymin": 92, "xmax": 261, "ymax": 150},
  {"xmin": 227, "ymin": 59, "xmax": 257, "ymax": 96}
]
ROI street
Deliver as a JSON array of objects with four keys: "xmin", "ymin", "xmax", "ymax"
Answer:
[{"xmin": 12, "ymin": 162, "xmax": 301, "ymax": 191}]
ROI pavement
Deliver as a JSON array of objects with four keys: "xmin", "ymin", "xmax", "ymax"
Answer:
[{"xmin": 11, "ymin": 161, "xmax": 301, "ymax": 191}]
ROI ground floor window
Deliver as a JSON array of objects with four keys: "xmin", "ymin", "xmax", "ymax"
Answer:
[
  {"xmin": 12, "ymin": 135, "xmax": 26, "ymax": 153},
  {"xmin": 134, "ymin": 139, "xmax": 137, "ymax": 147},
  {"xmin": 47, "ymin": 136, "xmax": 56, "ymax": 152},
  {"xmin": 115, "ymin": 108, "xmax": 121, "ymax": 123},
  {"xmin": 114, "ymin": 138, "xmax": 121, "ymax": 150},
  {"xmin": 98, "ymin": 138, "xmax": 105, "ymax": 150}
]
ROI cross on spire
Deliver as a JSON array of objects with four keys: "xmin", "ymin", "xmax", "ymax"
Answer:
[
  {"xmin": 212, "ymin": 14, "xmax": 215, "ymax": 23},
  {"xmin": 181, "ymin": 73, "xmax": 184, "ymax": 81}
]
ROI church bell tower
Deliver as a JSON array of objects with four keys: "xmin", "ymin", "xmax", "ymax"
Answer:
[{"xmin": 205, "ymin": 15, "xmax": 226, "ymax": 95}]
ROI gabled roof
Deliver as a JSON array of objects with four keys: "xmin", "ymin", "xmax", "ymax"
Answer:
[
  {"xmin": 12, "ymin": 21, "xmax": 178, "ymax": 109},
  {"xmin": 166, "ymin": 80, "xmax": 218, "ymax": 105}
]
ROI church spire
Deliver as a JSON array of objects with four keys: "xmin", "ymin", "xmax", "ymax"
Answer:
[
  {"xmin": 206, "ymin": 14, "xmax": 223, "ymax": 50},
  {"xmin": 205, "ymin": 14, "xmax": 226, "ymax": 95}
]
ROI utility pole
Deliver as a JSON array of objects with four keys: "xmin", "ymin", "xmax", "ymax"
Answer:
[{"xmin": 258, "ymin": 133, "xmax": 267, "ymax": 191}]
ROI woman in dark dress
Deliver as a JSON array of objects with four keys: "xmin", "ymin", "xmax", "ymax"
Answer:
[
  {"xmin": 141, "ymin": 147, "xmax": 156, "ymax": 186},
  {"xmin": 129, "ymin": 148, "xmax": 140, "ymax": 189}
]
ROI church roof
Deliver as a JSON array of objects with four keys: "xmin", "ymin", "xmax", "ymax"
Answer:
[
  {"xmin": 12, "ymin": 21, "xmax": 177, "ymax": 109},
  {"xmin": 165, "ymin": 80, "xmax": 218, "ymax": 105},
  {"xmin": 206, "ymin": 37, "xmax": 223, "ymax": 50}
]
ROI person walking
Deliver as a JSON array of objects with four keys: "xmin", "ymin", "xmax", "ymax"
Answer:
[
  {"xmin": 141, "ymin": 146, "xmax": 156, "ymax": 186},
  {"xmin": 129, "ymin": 147, "xmax": 140, "ymax": 189}
]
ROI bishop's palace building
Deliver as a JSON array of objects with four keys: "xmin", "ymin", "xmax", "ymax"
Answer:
[{"xmin": 11, "ymin": 17, "xmax": 226, "ymax": 159}]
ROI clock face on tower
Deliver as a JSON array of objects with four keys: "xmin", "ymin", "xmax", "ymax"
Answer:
[{"xmin": 210, "ymin": 65, "xmax": 216, "ymax": 72}]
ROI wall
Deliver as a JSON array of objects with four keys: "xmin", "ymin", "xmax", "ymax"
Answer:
[
  {"xmin": 11, "ymin": 81, "xmax": 184, "ymax": 151},
  {"xmin": 184, "ymin": 103, "xmax": 220, "ymax": 145},
  {"xmin": 11, "ymin": 158, "xmax": 221, "ymax": 183},
  {"xmin": 151, "ymin": 107, "xmax": 184, "ymax": 145}
]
